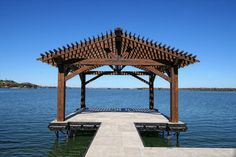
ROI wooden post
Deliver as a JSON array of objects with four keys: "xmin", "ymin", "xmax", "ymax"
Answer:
[
  {"xmin": 149, "ymin": 75, "xmax": 155, "ymax": 110},
  {"xmin": 80, "ymin": 74, "xmax": 86, "ymax": 108},
  {"xmin": 57, "ymin": 65, "xmax": 66, "ymax": 121},
  {"xmin": 170, "ymin": 66, "xmax": 179, "ymax": 122}
]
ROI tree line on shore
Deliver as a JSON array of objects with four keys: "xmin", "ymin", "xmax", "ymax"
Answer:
[{"xmin": 0, "ymin": 80, "xmax": 39, "ymax": 88}]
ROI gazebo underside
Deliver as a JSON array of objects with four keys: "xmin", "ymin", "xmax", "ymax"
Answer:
[{"xmin": 37, "ymin": 28, "xmax": 199, "ymax": 123}]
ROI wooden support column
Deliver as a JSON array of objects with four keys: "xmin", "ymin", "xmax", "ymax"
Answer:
[
  {"xmin": 149, "ymin": 75, "xmax": 155, "ymax": 110},
  {"xmin": 170, "ymin": 66, "xmax": 179, "ymax": 123},
  {"xmin": 57, "ymin": 65, "xmax": 66, "ymax": 121},
  {"xmin": 80, "ymin": 74, "xmax": 86, "ymax": 109}
]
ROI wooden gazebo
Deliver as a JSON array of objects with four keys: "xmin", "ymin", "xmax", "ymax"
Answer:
[{"xmin": 37, "ymin": 28, "xmax": 199, "ymax": 123}]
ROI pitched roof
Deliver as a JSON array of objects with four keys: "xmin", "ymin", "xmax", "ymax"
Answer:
[{"xmin": 37, "ymin": 27, "xmax": 199, "ymax": 68}]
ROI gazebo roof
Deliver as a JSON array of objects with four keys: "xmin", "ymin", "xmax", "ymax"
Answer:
[{"xmin": 37, "ymin": 28, "xmax": 199, "ymax": 71}]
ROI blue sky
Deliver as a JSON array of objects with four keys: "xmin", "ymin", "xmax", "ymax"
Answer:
[{"xmin": 0, "ymin": 0, "xmax": 235, "ymax": 88}]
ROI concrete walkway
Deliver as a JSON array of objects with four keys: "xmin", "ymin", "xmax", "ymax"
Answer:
[{"xmin": 63, "ymin": 112, "xmax": 235, "ymax": 157}]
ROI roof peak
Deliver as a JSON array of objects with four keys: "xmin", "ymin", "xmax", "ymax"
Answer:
[{"xmin": 115, "ymin": 27, "xmax": 123, "ymax": 36}]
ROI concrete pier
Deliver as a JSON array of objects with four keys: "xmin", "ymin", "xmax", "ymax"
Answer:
[{"xmin": 49, "ymin": 111, "xmax": 235, "ymax": 157}]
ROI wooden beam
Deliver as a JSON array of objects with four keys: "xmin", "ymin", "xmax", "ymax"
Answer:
[
  {"xmin": 128, "ymin": 72, "xmax": 149, "ymax": 85},
  {"xmin": 80, "ymin": 74, "xmax": 86, "ymax": 108},
  {"xmin": 143, "ymin": 66, "xmax": 171, "ymax": 82},
  {"xmin": 85, "ymin": 71, "xmax": 150, "ymax": 75},
  {"xmin": 120, "ymin": 65, "xmax": 126, "ymax": 71},
  {"xmin": 57, "ymin": 65, "xmax": 66, "ymax": 121},
  {"xmin": 53, "ymin": 56, "xmax": 64, "ymax": 65},
  {"xmin": 149, "ymin": 75, "xmax": 155, "ymax": 110},
  {"xmin": 173, "ymin": 57, "xmax": 184, "ymax": 66},
  {"xmin": 170, "ymin": 66, "xmax": 179, "ymax": 123},
  {"xmin": 85, "ymin": 71, "xmax": 150, "ymax": 85},
  {"xmin": 107, "ymin": 52, "xmax": 118, "ymax": 59},
  {"xmin": 65, "ymin": 66, "xmax": 93, "ymax": 81},
  {"xmin": 85, "ymin": 73, "xmax": 107, "ymax": 85},
  {"xmin": 114, "ymin": 65, "xmax": 126, "ymax": 72},
  {"xmin": 109, "ymin": 65, "xmax": 115, "ymax": 70},
  {"xmin": 63, "ymin": 58, "xmax": 83, "ymax": 65},
  {"xmin": 74, "ymin": 59, "xmax": 164, "ymax": 66},
  {"xmin": 115, "ymin": 28, "xmax": 122, "ymax": 56}
]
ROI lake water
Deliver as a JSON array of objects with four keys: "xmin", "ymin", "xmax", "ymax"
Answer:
[{"xmin": 0, "ymin": 88, "xmax": 236, "ymax": 156}]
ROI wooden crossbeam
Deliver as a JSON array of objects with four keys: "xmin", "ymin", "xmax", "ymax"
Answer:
[
  {"xmin": 84, "ymin": 71, "xmax": 149, "ymax": 85},
  {"xmin": 85, "ymin": 71, "xmax": 150, "ymax": 75},
  {"xmin": 85, "ymin": 73, "xmax": 109, "ymax": 85},
  {"xmin": 65, "ymin": 66, "xmax": 94, "ymax": 81},
  {"xmin": 128, "ymin": 72, "xmax": 149, "ymax": 85},
  {"xmin": 138, "ymin": 66, "xmax": 171, "ymax": 82},
  {"xmin": 74, "ymin": 59, "xmax": 164, "ymax": 66}
]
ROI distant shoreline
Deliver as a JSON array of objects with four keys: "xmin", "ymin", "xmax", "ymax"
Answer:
[
  {"xmin": 91, "ymin": 87, "xmax": 236, "ymax": 92},
  {"xmin": 65, "ymin": 87, "xmax": 236, "ymax": 91},
  {"xmin": 1, "ymin": 80, "xmax": 236, "ymax": 91}
]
